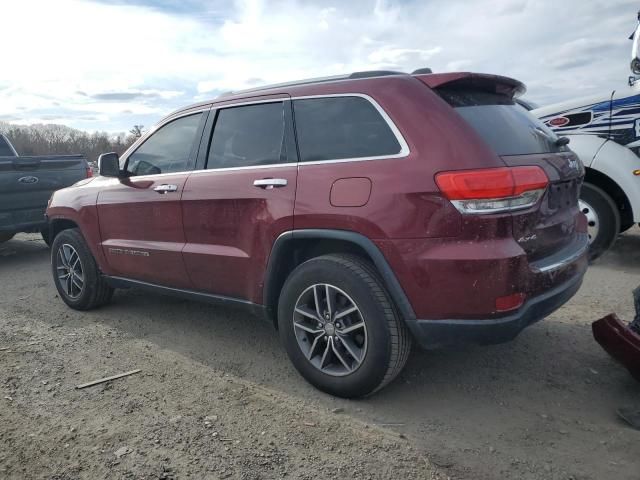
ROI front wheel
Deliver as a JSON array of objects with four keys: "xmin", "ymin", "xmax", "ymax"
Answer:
[
  {"xmin": 579, "ymin": 183, "xmax": 620, "ymax": 261},
  {"xmin": 278, "ymin": 254, "xmax": 411, "ymax": 398},
  {"xmin": 51, "ymin": 228, "xmax": 113, "ymax": 310}
]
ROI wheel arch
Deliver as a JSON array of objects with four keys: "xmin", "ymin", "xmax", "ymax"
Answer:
[
  {"xmin": 49, "ymin": 217, "xmax": 80, "ymax": 241},
  {"xmin": 584, "ymin": 167, "xmax": 633, "ymax": 230},
  {"xmin": 263, "ymin": 229, "xmax": 416, "ymax": 328}
]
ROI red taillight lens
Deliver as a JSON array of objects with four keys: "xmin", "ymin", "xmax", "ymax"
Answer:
[
  {"xmin": 435, "ymin": 166, "xmax": 548, "ymax": 200},
  {"xmin": 86, "ymin": 166, "xmax": 93, "ymax": 178},
  {"xmin": 435, "ymin": 166, "xmax": 548, "ymax": 214},
  {"xmin": 511, "ymin": 167, "xmax": 548, "ymax": 195}
]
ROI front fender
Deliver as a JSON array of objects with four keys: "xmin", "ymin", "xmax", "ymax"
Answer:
[
  {"xmin": 591, "ymin": 140, "xmax": 640, "ymax": 222},
  {"xmin": 46, "ymin": 179, "xmax": 111, "ymax": 274},
  {"xmin": 563, "ymin": 134, "xmax": 608, "ymax": 167}
]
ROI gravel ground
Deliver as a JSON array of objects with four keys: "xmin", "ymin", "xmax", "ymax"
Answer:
[{"xmin": 1, "ymin": 230, "xmax": 640, "ymax": 479}]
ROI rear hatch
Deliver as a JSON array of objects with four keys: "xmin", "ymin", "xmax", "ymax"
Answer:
[
  {"xmin": 0, "ymin": 155, "xmax": 88, "ymax": 231},
  {"xmin": 421, "ymin": 73, "xmax": 584, "ymax": 261}
]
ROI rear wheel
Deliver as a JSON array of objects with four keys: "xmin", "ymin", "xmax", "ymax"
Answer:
[
  {"xmin": 0, "ymin": 232, "xmax": 14, "ymax": 243},
  {"xmin": 579, "ymin": 182, "xmax": 620, "ymax": 261},
  {"xmin": 278, "ymin": 254, "xmax": 411, "ymax": 398},
  {"xmin": 51, "ymin": 228, "xmax": 113, "ymax": 310}
]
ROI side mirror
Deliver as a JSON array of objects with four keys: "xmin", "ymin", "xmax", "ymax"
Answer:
[
  {"xmin": 631, "ymin": 14, "xmax": 640, "ymax": 74},
  {"xmin": 98, "ymin": 152, "xmax": 121, "ymax": 177}
]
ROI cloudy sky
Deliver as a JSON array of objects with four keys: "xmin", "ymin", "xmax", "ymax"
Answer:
[{"xmin": 0, "ymin": 0, "xmax": 636, "ymax": 133}]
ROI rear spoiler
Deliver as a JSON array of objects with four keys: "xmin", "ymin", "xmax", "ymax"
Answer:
[{"xmin": 414, "ymin": 72, "xmax": 526, "ymax": 99}]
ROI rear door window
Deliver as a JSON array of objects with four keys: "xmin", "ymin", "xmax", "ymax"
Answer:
[
  {"xmin": 293, "ymin": 96, "xmax": 402, "ymax": 162},
  {"xmin": 438, "ymin": 89, "xmax": 563, "ymax": 156},
  {"xmin": 207, "ymin": 102, "xmax": 286, "ymax": 169}
]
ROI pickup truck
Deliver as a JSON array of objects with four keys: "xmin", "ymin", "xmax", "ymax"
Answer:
[{"xmin": 0, "ymin": 133, "xmax": 91, "ymax": 244}]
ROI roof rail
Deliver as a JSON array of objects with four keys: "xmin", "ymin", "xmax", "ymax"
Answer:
[
  {"xmin": 217, "ymin": 74, "xmax": 350, "ymax": 98},
  {"xmin": 348, "ymin": 70, "xmax": 406, "ymax": 79},
  {"xmin": 217, "ymin": 69, "xmax": 417, "ymax": 98}
]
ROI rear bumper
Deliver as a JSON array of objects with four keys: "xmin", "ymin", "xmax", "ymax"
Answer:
[{"xmin": 405, "ymin": 261, "xmax": 586, "ymax": 349}]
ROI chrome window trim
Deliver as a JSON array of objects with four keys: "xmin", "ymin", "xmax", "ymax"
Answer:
[
  {"xmin": 118, "ymin": 93, "xmax": 410, "ymax": 178},
  {"xmin": 189, "ymin": 162, "xmax": 298, "ymax": 176},
  {"xmin": 197, "ymin": 93, "xmax": 410, "ymax": 173}
]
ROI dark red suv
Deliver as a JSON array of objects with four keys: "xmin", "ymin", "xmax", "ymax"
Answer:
[{"xmin": 46, "ymin": 70, "xmax": 588, "ymax": 397}]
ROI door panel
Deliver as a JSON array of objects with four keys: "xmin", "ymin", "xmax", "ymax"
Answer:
[
  {"xmin": 97, "ymin": 174, "xmax": 193, "ymax": 288},
  {"xmin": 95, "ymin": 110, "xmax": 207, "ymax": 288},
  {"xmin": 181, "ymin": 97, "xmax": 297, "ymax": 302},
  {"xmin": 181, "ymin": 166, "xmax": 297, "ymax": 301}
]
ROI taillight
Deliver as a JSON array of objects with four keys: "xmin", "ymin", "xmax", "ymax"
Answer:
[
  {"xmin": 86, "ymin": 166, "xmax": 93, "ymax": 178},
  {"xmin": 435, "ymin": 166, "xmax": 548, "ymax": 214}
]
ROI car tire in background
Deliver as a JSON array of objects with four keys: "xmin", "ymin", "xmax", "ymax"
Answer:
[
  {"xmin": 0, "ymin": 232, "xmax": 15, "ymax": 243},
  {"xmin": 41, "ymin": 228, "xmax": 51, "ymax": 247},
  {"xmin": 579, "ymin": 182, "xmax": 621, "ymax": 261},
  {"xmin": 278, "ymin": 254, "xmax": 411, "ymax": 398},
  {"xmin": 620, "ymin": 221, "xmax": 635, "ymax": 233},
  {"xmin": 51, "ymin": 228, "xmax": 113, "ymax": 310}
]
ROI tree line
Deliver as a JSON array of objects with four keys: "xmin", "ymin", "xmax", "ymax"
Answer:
[{"xmin": 0, "ymin": 122, "xmax": 144, "ymax": 163}]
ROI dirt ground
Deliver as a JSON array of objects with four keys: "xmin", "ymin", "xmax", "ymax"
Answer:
[{"xmin": 1, "ymin": 231, "xmax": 639, "ymax": 479}]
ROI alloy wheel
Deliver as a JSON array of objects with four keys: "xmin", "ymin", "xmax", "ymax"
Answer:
[
  {"xmin": 292, "ymin": 283, "xmax": 368, "ymax": 377},
  {"xmin": 56, "ymin": 244, "xmax": 84, "ymax": 299}
]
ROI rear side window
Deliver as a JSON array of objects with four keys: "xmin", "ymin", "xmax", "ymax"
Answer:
[
  {"xmin": 126, "ymin": 113, "xmax": 203, "ymax": 176},
  {"xmin": 207, "ymin": 102, "xmax": 286, "ymax": 169},
  {"xmin": 293, "ymin": 96, "xmax": 402, "ymax": 162},
  {"xmin": 0, "ymin": 136, "xmax": 15, "ymax": 156},
  {"xmin": 439, "ymin": 89, "xmax": 563, "ymax": 156}
]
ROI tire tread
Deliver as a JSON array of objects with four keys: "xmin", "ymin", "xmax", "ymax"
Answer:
[
  {"xmin": 51, "ymin": 228, "xmax": 113, "ymax": 310},
  {"xmin": 315, "ymin": 254, "xmax": 411, "ymax": 395}
]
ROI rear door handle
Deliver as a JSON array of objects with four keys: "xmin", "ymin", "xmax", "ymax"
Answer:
[
  {"xmin": 253, "ymin": 178, "xmax": 288, "ymax": 189},
  {"xmin": 153, "ymin": 184, "xmax": 178, "ymax": 194}
]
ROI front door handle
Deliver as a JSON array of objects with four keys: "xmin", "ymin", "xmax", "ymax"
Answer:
[
  {"xmin": 153, "ymin": 184, "xmax": 178, "ymax": 194},
  {"xmin": 253, "ymin": 178, "xmax": 287, "ymax": 189}
]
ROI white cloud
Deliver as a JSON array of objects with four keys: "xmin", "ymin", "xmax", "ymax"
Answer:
[{"xmin": 0, "ymin": 0, "xmax": 637, "ymax": 131}]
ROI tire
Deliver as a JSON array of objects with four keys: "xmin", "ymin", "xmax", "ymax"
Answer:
[
  {"xmin": 579, "ymin": 183, "xmax": 621, "ymax": 261},
  {"xmin": 51, "ymin": 228, "xmax": 113, "ymax": 310},
  {"xmin": 41, "ymin": 228, "xmax": 51, "ymax": 247},
  {"xmin": 278, "ymin": 254, "xmax": 411, "ymax": 398},
  {"xmin": 0, "ymin": 232, "xmax": 15, "ymax": 243},
  {"xmin": 620, "ymin": 221, "xmax": 635, "ymax": 233}
]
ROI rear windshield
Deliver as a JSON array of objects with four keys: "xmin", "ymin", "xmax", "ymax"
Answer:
[
  {"xmin": 438, "ymin": 89, "xmax": 564, "ymax": 156},
  {"xmin": 0, "ymin": 136, "xmax": 16, "ymax": 156}
]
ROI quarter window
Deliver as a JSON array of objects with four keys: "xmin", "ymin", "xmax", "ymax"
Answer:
[
  {"xmin": 207, "ymin": 102, "xmax": 286, "ymax": 169},
  {"xmin": 293, "ymin": 96, "xmax": 402, "ymax": 162},
  {"xmin": 126, "ymin": 113, "xmax": 203, "ymax": 176}
]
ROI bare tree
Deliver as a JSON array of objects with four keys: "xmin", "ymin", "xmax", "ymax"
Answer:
[
  {"xmin": 0, "ymin": 121, "xmax": 138, "ymax": 163},
  {"xmin": 129, "ymin": 125, "xmax": 144, "ymax": 139}
]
